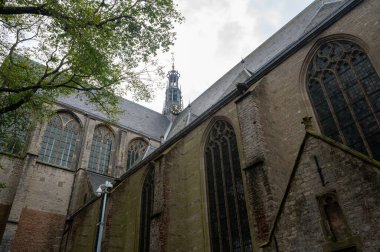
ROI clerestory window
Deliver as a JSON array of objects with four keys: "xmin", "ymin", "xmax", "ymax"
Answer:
[
  {"xmin": 204, "ymin": 120, "xmax": 252, "ymax": 251},
  {"xmin": 38, "ymin": 113, "xmax": 80, "ymax": 168},
  {"xmin": 88, "ymin": 126, "xmax": 113, "ymax": 175},
  {"xmin": 307, "ymin": 40, "xmax": 380, "ymax": 160},
  {"xmin": 127, "ymin": 139, "xmax": 148, "ymax": 170}
]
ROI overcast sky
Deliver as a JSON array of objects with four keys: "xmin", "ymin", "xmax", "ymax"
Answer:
[{"xmin": 137, "ymin": 0, "xmax": 315, "ymax": 113}]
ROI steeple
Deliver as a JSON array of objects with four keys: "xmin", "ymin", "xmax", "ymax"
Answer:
[{"xmin": 163, "ymin": 54, "xmax": 183, "ymax": 120}]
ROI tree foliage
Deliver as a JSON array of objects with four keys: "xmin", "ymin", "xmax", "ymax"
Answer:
[{"xmin": 0, "ymin": 0, "xmax": 183, "ymax": 122}]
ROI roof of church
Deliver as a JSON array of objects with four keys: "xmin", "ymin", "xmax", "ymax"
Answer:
[
  {"xmin": 57, "ymin": 94, "xmax": 170, "ymax": 141},
  {"xmin": 87, "ymin": 171, "xmax": 115, "ymax": 194},
  {"xmin": 166, "ymin": 0, "xmax": 348, "ymax": 138},
  {"xmin": 57, "ymin": 0, "xmax": 349, "ymax": 144}
]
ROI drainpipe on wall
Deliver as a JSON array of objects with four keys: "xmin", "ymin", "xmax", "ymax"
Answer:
[{"xmin": 95, "ymin": 181, "xmax": 113, "ymax": 252}]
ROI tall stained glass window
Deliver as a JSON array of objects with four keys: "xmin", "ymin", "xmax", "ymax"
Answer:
[
  {"xmin": 307, "ymin": 40, "xmax": 380, "ymax": 160},
  {"xmin": 39, "ymin": 113, "xmax": 80, "ymax": 168},
  {"xmin": 204, "ymin": 120, "xmax": 252, "ymax": 251},
  {"xmin": 127, "ymin": 139, "xmax": 148, "ymax": 170},
  {"xmin": 139, "ymin": 168, "xmax": 154, "ymax": 252},
  {"xmin": 88, "ymin": 126, "xmax": 113, "ymax": 175}
]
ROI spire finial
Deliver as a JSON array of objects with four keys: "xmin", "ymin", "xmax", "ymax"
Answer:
[{"xmin": 171, "ymin": 52, "xmax": 175, "ymax": 70}]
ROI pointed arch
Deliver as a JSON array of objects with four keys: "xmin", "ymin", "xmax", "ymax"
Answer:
[
  {"xmin": 88, "ymin": 125, "xmax": 114, "ymax": 175},
  {"xmin": 38, "ymin": 112, "xmax": 81, "ymax": 168},
  {"xmin": 127, "ymin": 138, "xmax": 148, "ymax": 170},
  {"xmin": 139, "ymin": 167, "xmax": 155, "ymax": 252},
  {"xmin": 305, "ymin": 38, "xmax": 380, "ymax": 160},
  {"xmin": 204, "ymin": 119, "xmax": 252, "ymax": 251}
]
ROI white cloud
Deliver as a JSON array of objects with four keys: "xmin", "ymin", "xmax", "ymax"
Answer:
[{"xmin": 137, "ymin": 0, "xmax": 315, "ymax": 112}]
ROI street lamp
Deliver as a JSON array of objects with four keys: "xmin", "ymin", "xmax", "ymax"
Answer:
[{"xmin": 95, "ymin": 181, "xmax": 113, "ymax": 252}]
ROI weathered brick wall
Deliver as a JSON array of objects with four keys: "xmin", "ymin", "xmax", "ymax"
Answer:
[
  {"xmin": 104, "ymin": 168, "xmax": 145, "ymax": 252},
  {"xmin": 0, "ymin": 155, "xmax": 24, "ymax": 206},
  {"xmin": 24, "ymin": 162, "xmax": 74, "ymax": 215},
  {"xmin": 0, "ymin": 155, "xmax": 24, "ymax": 239},
  {"xmin": 69, "ymin": 102, "xmax": 244, "ymax": 252},
  {"xmin": 265, "ymin": 135, "xmax": 380, "ymax": 251},
  {"xmin": 68, "ymin": 200, "xmax": 101, "ymax": 252},
  {"xmin": 64, "ymin": 1, "xmax": 380, "ymax": 251},
  {"xmin": 234, "ymin": 0, "xmax": 380, "ymax": 248},
  {"xmin": 12, "ymin": 208, "xmax": 65, "ymax": 251},
  {"xmin": 68, "ymin": 169, "xmax": 95, "ymax": 215},
  {"xmin": 236, "ymin": 90, "xmax": 276, "ymax": 245},
  {"xmin": 246, "ymin": 0, "xmax": 380, "ymax": 215}
]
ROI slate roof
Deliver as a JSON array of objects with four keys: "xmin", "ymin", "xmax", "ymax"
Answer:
[
  {"xmin": 57, "ymin": 94, "xmax": 170, "ymax": 141},
  {"xmin": 165, "ymin": 0, "xmax": 348, "ymax": 139},
  {"xmin": 87, "ymin": 171, "xmax": 115, "ymax": 193},
  {"xmin": 57, "ymin": 0, "xmax": 348, "ymax": 144}
]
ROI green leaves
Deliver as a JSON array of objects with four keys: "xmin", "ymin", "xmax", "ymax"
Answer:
[{"xmin": 0, "ymin": 0, "xmax": 183, "ymax": 123}]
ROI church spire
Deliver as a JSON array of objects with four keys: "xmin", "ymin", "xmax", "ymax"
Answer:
[
  {"xmin": 163, "ymin": 53, "xmax": 183, "ymax": 120},
  {"xmin": 172, "ymin": 52, "xmax": 175, "ymax": 70}
]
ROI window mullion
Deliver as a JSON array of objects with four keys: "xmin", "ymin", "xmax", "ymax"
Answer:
[
  {"xmin": 210, "ymin": 147, "xmax": 223, "ymax": 252},
  {"xmin": 334, "ymin": 68, "xmax": 373, "ymax": 157},
  {"xmin": 226, "ymin": 137, "xmax": 244, "ymax": 250},
  {"xmin": 350, "ymin": 58, "xmax": 380, "ymax": 130},
  {"xmin": 217, "ymin": 141, "xmax": 233, "ymax": 251},
  {"xmin": 319, "ymin": 75, "xmax": 347, "ymax": 144}
]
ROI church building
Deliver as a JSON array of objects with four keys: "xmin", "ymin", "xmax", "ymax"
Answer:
[{"xmin": 0, "ymin": 0, "xmax": 379, "ymax": 251}]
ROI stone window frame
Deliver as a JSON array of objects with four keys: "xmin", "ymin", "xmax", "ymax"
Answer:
[
  {"xmin": 126, "ymin": 138, "xmax": 148, "ymax": 170},
  {"xmin": 301, "ymin": 35, "xmax": 380, "ymax": 160},
  {"xmin": 316, "ymin": 190, "xmax": 362, "ymax": 252},
  {"xmin": 202, "ymin": 118, "xmax": 253, "ymax": 252},
  {"xmin": 88, "ymin": 124, "xmax": 115, "ymax": 175},
  {"xmin": 38, "ymin": 111, "xmax": 82, "ymax": 169}
]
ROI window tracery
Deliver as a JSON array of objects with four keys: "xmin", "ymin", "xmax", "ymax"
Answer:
[
  {"xmin": 204, "ymin": 120, "xmax": 252, "ymax": 251},
  {"xmin": 39, "ymin": 113, "xmax": 80, "ymax": 168},
  {"xmin": 307, "ymin": 40, "xmax": 380, "ymax": 160},
  {"xmin": 88, "ymin": 126, "xmax": 113, "ymax": 175},
  {"xmin": 127, "ymin": 139, "xmax": 148, "ymax": 170}
]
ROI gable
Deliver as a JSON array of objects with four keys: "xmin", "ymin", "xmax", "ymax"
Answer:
[{"xmin": 263, "ymin": 133, "xmax": 380, "ymax": 250}]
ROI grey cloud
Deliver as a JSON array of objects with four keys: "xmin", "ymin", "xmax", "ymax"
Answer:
[
  {"xmin": 215, "ymin": 21, "xmax": 245, "ymax": 58},
  {"xmin": 181, "ymin": 0, "xmax": 230, "ymax": 15}
]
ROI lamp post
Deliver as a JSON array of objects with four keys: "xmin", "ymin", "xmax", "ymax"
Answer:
[{"xmin": 95, "ymin": 181, "xmax": 113, "ymax": 252}]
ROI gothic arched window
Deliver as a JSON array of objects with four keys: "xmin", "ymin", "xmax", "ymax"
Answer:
[
  {"xmin": 39, "ymin": 113, "xmax": 80, "ymax": 168},
  {"xmin": 204, "ymin": 120, "xmax": 252, "ymax": 251},
  {"xmin": 139, "ymin": 168, "xmax": 154, "ymax": 252},
  {"xmin": 127, "ymin": 139, "xmax": 148, "ymax": 170},
  {"xmin": 88, "ymin": 126, "xmax": 113, "ymax": 175},
  {"xmin": 307, "ymin": 40, "xmax": 380, "ymax": 160}
]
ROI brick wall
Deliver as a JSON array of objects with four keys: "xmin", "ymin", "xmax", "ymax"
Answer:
[
  {"xmin": 102, "ymin": 168, "xmax": 145, "ymax": 251},
  {"xmin": 0, "ymin": 155, "xmax": 24, "ymax": 206},
  {"xmin": 236, "ymin": 90, "xmax": 276, "ymax": 245},
  {"xmin": 24, "ymin": 162, "xmax": 74, "ymax": 215},
  {"xmin": 65, "ymin": 1, "xmax": 380, "ymax": 251},
  {"xmin": 264, "ymin": 135, "xmax": 380, "ymax": 251},
  {"xmin": 12, "ymin": 208, "xmax": 65, "ymax": 251},
  {"xmin": 68, "ymin": 200, "xmax": 100, "ymax": 252},
  {"xmin": 0, "ymin": 155, "xmax": 24, "ymax": 241}
]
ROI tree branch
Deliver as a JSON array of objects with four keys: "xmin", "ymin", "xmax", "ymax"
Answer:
[
  {"xmin": 0, "ymin": 5, "xmax": 70, "ymax": 20},
  {"xmin": 0, "ymin": 5, "xmax": 48, "ymax": 15},
  {"xmin": 0, "ymin": 91, "xmax": 35, "ymax": 115}
]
